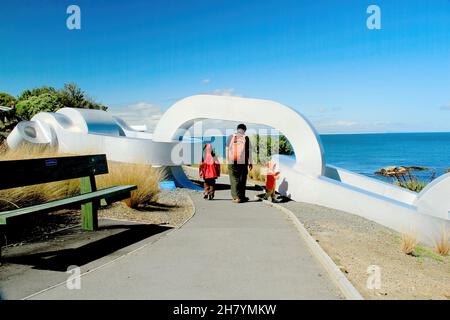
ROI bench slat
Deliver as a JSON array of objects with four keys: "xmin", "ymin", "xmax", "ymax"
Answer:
[
  {"xmin": 0, "ymin": 185, "xmax": 137, "ymax": 224},
  {"xmin": 0, "ymin": 154, "xmax": 108, "ymax": 190}
]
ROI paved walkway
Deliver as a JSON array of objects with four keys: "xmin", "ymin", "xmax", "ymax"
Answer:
[
  {"xmin": 19, "ymin": 172, "xmax": 342, "ymax": 299},
  {"xmin": 26, "ymin": 188, "xmax": 342, "ymax": 299}
]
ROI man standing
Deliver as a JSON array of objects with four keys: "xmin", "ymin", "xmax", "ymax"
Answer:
[{"xmin": 226, "ymin": 124, "xmax": 253, "ymax": 203}]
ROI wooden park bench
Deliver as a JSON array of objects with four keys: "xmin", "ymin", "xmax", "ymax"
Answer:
[{"xmin": 0, "ymin": 154, "xmax": 137, "ymax": 259}]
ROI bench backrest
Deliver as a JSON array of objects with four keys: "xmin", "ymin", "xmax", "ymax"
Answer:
[{"xmin": 0, "ymin": 154, "xmax": 108, "ymax": 190}]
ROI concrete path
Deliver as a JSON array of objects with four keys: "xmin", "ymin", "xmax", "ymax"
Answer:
[{"xmin": 25, "ymin": 183, "xmax": 342, "ymax": 300}]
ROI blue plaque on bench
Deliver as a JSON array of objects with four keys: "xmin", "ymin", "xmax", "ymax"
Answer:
[{"xmin": 159, "ymin": 180, "xmax": 176, "ymax": 190}]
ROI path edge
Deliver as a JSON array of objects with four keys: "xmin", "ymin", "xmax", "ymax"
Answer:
[
  {"xmin": 263, "ymin": 200, "xmax": 364, "ymax": 300},
  {"xmin": 176, "ymin": 190, "xmax": 196, "ymax": 229}
]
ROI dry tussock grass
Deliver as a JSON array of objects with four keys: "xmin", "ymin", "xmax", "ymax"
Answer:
[
  {"xmin": 435, "ymin": 227, "xmax": 449, "ymax": 256},
  {"xmin": 401, "ymin": 232, "xmax": 418, "ymax": 255},
  {"xmin": 97, "ymin": 162, "xmax": 163, "ymax": 208}
]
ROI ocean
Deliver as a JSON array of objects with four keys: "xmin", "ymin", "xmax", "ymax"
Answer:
[
  {"xmin": 202, "ymin": 132, "xmax": 450, "ymax": 182},
  {"xmin": 322, "ymin": 132, "xmax": 450, "ymax": 181}
]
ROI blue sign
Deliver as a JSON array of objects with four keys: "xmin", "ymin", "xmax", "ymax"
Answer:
[
  {"xmin": 45, "ymin": 159, "xmax": 58, "ymax": 167},
  {"xmin": 159, "ymin": 180, "xmax": 177, "ymax": 191}
]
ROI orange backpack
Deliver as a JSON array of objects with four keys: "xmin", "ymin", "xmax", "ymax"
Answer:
[{"xmin": 228, "ymin": 133, "xmax": 247, "ymax": 163}]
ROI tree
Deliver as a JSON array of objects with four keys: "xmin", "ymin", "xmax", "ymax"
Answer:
[
  {"xmin": 59, "ymin": 83, "xmax": 107, "ymax": 111},
  {"xmin": 251, "ymin": 134, "xmax": 293, "ymax": 164},
  {"xmin": 14, "ymin": 83, "xmax": 108, "ymax": 121},
  {"xmin": 0, "ymin": 92, "xmax": 16, "ymax": 107},
  {"xmin": 16, "ymin": 92, "xmax": 63, "ymax": 120},
  {"xmin": 17, "ymin": 86, "xmax": 58, "ymax": 102},
  {"xmin": 0, "ymin": 92, "xmax": 19, "ymax": 142},
  {"xmin": 279, "ymin": 135, "xmax": 293, "ymax": 155}
]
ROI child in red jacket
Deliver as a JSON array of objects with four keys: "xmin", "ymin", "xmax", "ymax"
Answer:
[
  {"xmin": 199, "ymin": 144, "xmax": 221, "ymax": 200},
  {"xmin": 264, "ymin": 160, "xmax": 280, "ymax": 202}
]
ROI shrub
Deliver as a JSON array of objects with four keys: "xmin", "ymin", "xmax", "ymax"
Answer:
[
  {"xmin": 16, "ymin": 92, "xmax": 64, "ymax": 120},
  {"xmin": 435, "ymin": 228, "xmax": 449, "ymax": 256},
  {"xmin": 401, "ymin": 232, "xmax": 418, "ymax": 255},
  {"xmin": 375, "ymin": 166, "xmax": 434, "ymax": 193},
  {"xmin": 250, "ymin": 134, "xmax": 293, "ymax": 164},
  {"xmin": 97, "ymin": 162, "xmax": 163, "ymax": 208},
  {"xmin": 0, "ymin": 109, "xmax": 20, "ymax": 143},
  {"xmin": 58, "ymin": 83, "xmax": 107, "ymax": 111},
  {"xmin": 395, "ymin": 180, "xmax": 427, "ymax": 193},
  {"xmin": 0, "ymin": 93, "xmax": 16, "ymax": 107}
]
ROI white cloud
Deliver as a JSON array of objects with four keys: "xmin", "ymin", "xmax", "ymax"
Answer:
[
  {"xmin": 330, "ymin": 120, "xmax": 358, "ymax": 127},
  {"xmin": 307, "ymin": 106, "xmax": 406, "ymax": 133},
  {"xmin": 210, "ymin": 88, "xmax": 242, "ymax": 97},
  {"xmin": 202, "ymin": 79, "xmax": 211, "ymax": 85},
  {"xmin": 440, "ymin": 105, "xmax": 450, "ymax": 111},
  {"xmin": 314, "ymin": 119, "xmax": 358, "ymax": 131},
  {"xmin": 110, "ymin": 102, "xmax": 163, "ymax": 133},
  {"xmin": 319, "ymin": 106, "xmax": 342, "ymax": 113},
  {"xmin": 312, "ymin": 118, "xmax": 407, "ymax": 134}
]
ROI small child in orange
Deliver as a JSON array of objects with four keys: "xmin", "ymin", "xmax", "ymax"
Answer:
[{"xmin": 264, "ymin": 160, "xmax": 280, "ymax": 202}]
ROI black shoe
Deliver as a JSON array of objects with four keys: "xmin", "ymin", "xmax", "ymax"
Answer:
[{"xmin": 203, "ymin": 194, "xmax": 208, "ymax": 199}]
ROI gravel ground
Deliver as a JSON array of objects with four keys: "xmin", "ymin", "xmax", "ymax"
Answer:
[
  {"xmin": 99, "ymin": 189, "xmax": 194, "ymax": 227},
  {"xmin": 281, "ymin": 201, "xmax": 450, "ymax": 300}
]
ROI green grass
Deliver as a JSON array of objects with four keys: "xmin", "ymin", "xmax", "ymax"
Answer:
[
  {"xmin": 395, "ymin": 180, "xmax": 428, "ymax": 193},
  {"xmin": 393, "ymin": 233, "xmax": 447, "ymax": 262},
  {"xmin": 414, "ymin": 245, "xmax": 445, "ymax": 263}
]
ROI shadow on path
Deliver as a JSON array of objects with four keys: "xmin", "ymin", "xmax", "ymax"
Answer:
[
  {"xmin": 190, "ymin": 179, "xmax": 264, "ymax": 192},
  {"xmin": 3, "ymin": 224, "xmax": 171, "ymax": 272}
]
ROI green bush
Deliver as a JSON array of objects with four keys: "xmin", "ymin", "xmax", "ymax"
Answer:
[
  {"xmin": 250, "ymin": 134, "xmax": 293, "ymax": 164},
  {"xmin": 58, "ymin": 83, "xmax": 107, "ymax": 111},
  {"xmin": 395, "ymin": 180, "xmax": 427, "ymax": 192},
  {"xmin": 0, "ymin": 92, "xmax": 17, "ymax": 107},
  {"xmin": 16, "ymin": 92, "xmax": 63, "ymax": 120},
  {"xmin": 17, "ymin": 86, "xmax": 58, "ymax": 102}
]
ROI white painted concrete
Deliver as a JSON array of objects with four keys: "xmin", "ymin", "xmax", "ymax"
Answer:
[
  {"xmin": 414, "ymin": 173, "xmax": 450, "ymax": 220},
  {"xmin": 153, "ymin": 95, "xmax": 325, "ymax": 177},
  {"xmin": 7, "ymin": 108, "xmax": 200, "ymax": 166},
  {"xmin": 324, "ymin": 165, "xmax": 418, "ymax": 205}
]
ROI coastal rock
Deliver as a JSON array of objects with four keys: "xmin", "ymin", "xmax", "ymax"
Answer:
[{"xmin": 375, "ymin": 166, "xmax": 428, "ymax": 177}]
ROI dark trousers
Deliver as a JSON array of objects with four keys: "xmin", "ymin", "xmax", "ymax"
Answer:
[
  {"xmin": 204, "ymin": 178, "xmax": 216, "ymax": 197},
  {"xmin": 228, "ymin": 164, "xmax": 248, "ymax": 200}
]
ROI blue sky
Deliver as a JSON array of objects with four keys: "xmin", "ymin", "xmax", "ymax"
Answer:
[{"xmin": 0, "ymin": 0, "xmax": 449, "ymax": 133}]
